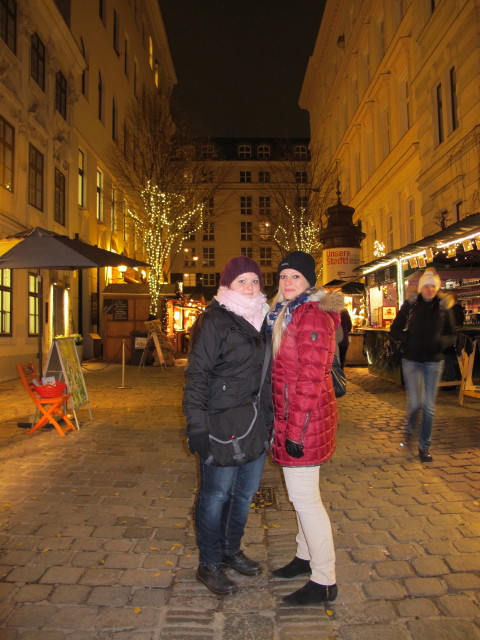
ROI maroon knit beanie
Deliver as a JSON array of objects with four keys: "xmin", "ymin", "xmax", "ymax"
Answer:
[{"xmin": 219, "ymin": 256, "xmax": 263, "ymax": 288}]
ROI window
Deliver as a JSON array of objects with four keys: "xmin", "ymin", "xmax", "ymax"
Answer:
[
  {"xmin": 260, "ymin": 247, "xmax": 272, "ymax": 266},
  {"xmin": 154, "ymin": 60, "xmax": 159, "ymax": 88},
  {"xmin": 259, "ymin": 196, "xmax": 270, "ymax": 216},
  {"xmin": 202, "ymin": 273, "xmax": 217, "ymax": 287},
  {"xmin": 111, "ymin": 98, "xmax": 116, "ymax": 140},
  {"xmin": 380, "ymin": 110, "xmax": 390, "ymax": 160},
  {"xmin": 262, "ymin": 272, "xmax": 274, "ymax": 287},
  {"xmin": 407, "ymin": 199, "xmax": 415, "ymax": 243},
  {"xmin": 257, "ymin": 145, "xmax": 270, "ymax": 159},
  {"xmin": 96, "ymin": 169, "xmax": 103, "ymax": 221},
  {"xmin": 240, "ymin": 221, "xmax": 252, "ymax": 241},
  {"xmin": 111, "ymin": 187, "xmax": 118, "ymax": 231},
  {"xmin": 183, "ymin": 273, "xmax": 196, "ymax": 287},
  {"xmin": 258, "ymin": 171, "xmax": 270, "ymax": 183},
  {"xmin": 30, "ymin": 33, "xmax": 45, "ymax": 90},
  {"xmin": 55, "ymin": 71, "xmax": 67, "ymax": 119},
  {"xmin": 387, "ymin": 214, "xmax": 394, "ymax": 251},
  {"xmin": 184, "ymin": 248, "xmax": 197, "ymax": 267},
  {"xmin": 238, "ymin": 145, "xmax": 251, "ymax": 159},
  {"xmin": 28, "ymin": 144, "xmax": 43, "ymax": 210},
  {"xmin": 202, "ymin": 247, "xmax": 215, "ymax": 267},
  {"xmin": 296, "ymin": 196, "xmax": 308, "ymax": 209},
  {"xmin": 203, "ymin": 197, "xmax": 214, "ymax": 216},
  {"xmin": 202, "ymin": 222, "xmax": 214, "ymax": 241},
  {"xmin": 0, "ymin": 115, "xmax": 14, "ymax": 192},
  {"xmin": 240, "ymin": 196, "xmax": 252, "ymax": 215},
  {"xmin": 240, "ymin": 171, "xmax": 251, "ymax": 183},
  {"xmin": 455, "ymin": 200, "xmax": 463, "ymax": 222},
  {"xmin": 293, "ymin": 145, "xmax": 308, "ymax": 159},
  {"xmin": 259, "ymin": 221, "xmax": 271, "ymax": 240},
  {"xmin": 113, "ymin": 10, "xmax": 119, "ymax": 55},
  {"xmin": 98, "ymin": 72, "xmax": 103, "ymax": 121},
  {"xmin": 148, "ymin": 35, "xmax": 153, "ymax": 68},
  {"xmin": 184, "ymin": 224, "xmax": 196, "ymax": 241},
  {"xmin": 28, "ymin": 272, "xmax": 39, "ymax": 335},
  {"xmin": 54, "ymin": 168, "xmax": 66, "ymax": 225},
  {"xmin": 80, "ymin": 37, "xmax": 87, "ymax": 97},
  {"xmin": 241, "ymin": 247, "xmax": 253, "ymax": 258},
  {"xmin": 78, "ymin": 149, "xmax": 85, "ymax": 207},
  {"xmin": 201, "ymin": 145, "xmax": 214, "ymax": 159},
  {"xmin": 1, "ymin": 0, "xmax": 16, "ymax": 52},
  {"xmin": 295, "ymin": 171, "xmax": 307, "ymax": 183},
  {"xmin": 0, "ymin": 268, "xmax": 12, "ymax": 335},
  {"xmin": 449, "ymin": 67, "xmax": 459, "ymax": 131},
  {"xmin": 124, "ymin": 36, "xmax": 129, "ymax": 77},
  {"xmin": 436, "ymin": 83, "xmax": 444, "ymax": 144}
]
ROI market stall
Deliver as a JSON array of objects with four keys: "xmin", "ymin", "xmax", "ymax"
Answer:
[
  {"xmin": 166, "ymin": 296, "xmax": 205, "ymax": 354},
  {"xmin": 356, "ymin": 212, "xmax": 480, "ymax": 388}
]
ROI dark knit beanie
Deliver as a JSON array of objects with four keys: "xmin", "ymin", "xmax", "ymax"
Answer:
[
  {"xmin": 277, "ymin": 251, "xmax": 317, "ymax": 287},
  {"xmin": 219, "ymin": 256, "xmax": 263, "ymax": 288}
]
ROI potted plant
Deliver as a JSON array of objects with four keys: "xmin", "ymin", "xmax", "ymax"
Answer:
[{"xmin": 71, "ymin": 333, "xmax": 84, "ymax": 361}]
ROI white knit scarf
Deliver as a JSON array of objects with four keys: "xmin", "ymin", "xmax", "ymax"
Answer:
[{"xmin": 215, "ymin": 286, "xmax": 267, "ymax": 331}]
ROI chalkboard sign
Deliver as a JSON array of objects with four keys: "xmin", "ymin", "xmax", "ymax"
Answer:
[
  {"xmin": 44, "ymin": 338, "xmax": 92, "ymax": 428},
  {"xmin": 104, "ymin": 299, "xmax": 128, "ymax": 320}
]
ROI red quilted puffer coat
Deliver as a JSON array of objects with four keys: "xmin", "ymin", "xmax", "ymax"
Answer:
[{"xmin": 271, "ymin": 290, "xmax": 343, "ymax": 467}]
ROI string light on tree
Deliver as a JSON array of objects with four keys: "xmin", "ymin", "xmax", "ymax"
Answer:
[{"xmin": 373, "ymin": 240, "xmax": 386, "ymax": 259}]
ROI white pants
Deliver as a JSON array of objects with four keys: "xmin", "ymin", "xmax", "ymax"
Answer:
[{"xmin": 283, "ymin": 466, "xmax": 336, "ymax": 585}]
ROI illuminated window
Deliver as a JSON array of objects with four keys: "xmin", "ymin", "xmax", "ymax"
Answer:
[
  {"xmin": 78, "ymin": 149, "xmax": 85, "ymax": 207},
  {"xmin": 184, "ymin": 248, "xmax": 197, "ymax": 267},
  {"xmin": 28, "ymin": 273, "xmax": 39, "ymax": 336},
  {"xmin": 259, "ymin": 221, "xmax": 271, "ymax": 240},
  {"xmin": 96, "ymin": 168, "xmax": 103, "ymax": 221},
  {"xmin": 0, "ymin": 268, "xmax": 12, "ymax": 335}
]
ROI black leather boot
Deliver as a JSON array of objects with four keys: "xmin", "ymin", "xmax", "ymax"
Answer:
[
  {"xmin": 283, "ymin": 580, "xmax": 338, "ymax": 605},
  {"xmin": 196, "ymin": 565, "xmax": 238, "ymax": 594},
  {"xmin": 222, "ymin": 551, "xmax": 261, "ymax": 575},
  {"xmin": 272, "ymin": 556, "xmax": 311, "ymax": 578},
  {"xmin": 419, "ymin": 448, "xmax": 433, "ymax": 462}
]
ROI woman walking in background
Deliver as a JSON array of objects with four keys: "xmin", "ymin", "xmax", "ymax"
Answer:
[
  {"xmin": 390, "ymin": 268, "xmax": 456, "ymax": 462},
  {"xmin": 267, "ymin": 251, "xmax": 343, "ymax": 605}
]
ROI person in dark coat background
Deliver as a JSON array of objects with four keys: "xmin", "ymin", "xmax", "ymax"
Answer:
[
  {"xmin": 390, "ymin": 268, "xmax": 456, "ymax": 462},
  {"xmin": 338, "ymin": 308, "xmax": 353, "ymax": 368},
  {"xmin": 266, "ymin": 251, "xmax": 343, "ymax": 606},
  {"xmin": 183, "ymin": 257, "xmax": 272, "ymax": 596}
]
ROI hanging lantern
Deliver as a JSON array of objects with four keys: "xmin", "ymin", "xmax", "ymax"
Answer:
[
  {"xmin": 425, "ymin": 248, "xmax": 434, "ymax": 262},
  {"xmin": 474, "ymin": 235, "xmax": 480, "ymax": 250},
  {"xmin": 463, "ymin": 239, "xmax": 473, "ymax": 252},
  {"xmin": 409, "ymin": 257, "xmax": 418, "ymax": 269},
  {"xmin": 447, "ymin": 245, "xmax": 457, "ymax": 258},
  {"xmin": 418, "ymin": 255, "xmax": 426, "ymax": 268}
]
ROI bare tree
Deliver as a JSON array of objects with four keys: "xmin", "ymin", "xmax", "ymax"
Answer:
[
  {"xmin": 257, "ymin": 144, "xmax": 337, "ymax": 270},
  {"xmin": 108, "ymin": 91, "xmax": 223, "ymax": 315}
]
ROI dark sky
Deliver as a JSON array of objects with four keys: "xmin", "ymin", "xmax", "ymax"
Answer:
[{"xmin": 160, "ymin": 1, "xmax": 326, "ymax": 138}]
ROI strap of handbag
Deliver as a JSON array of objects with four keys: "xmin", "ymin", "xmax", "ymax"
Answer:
[{"xmin": 256, "ymin": 339, "xmax": 271, "ymax": 401}]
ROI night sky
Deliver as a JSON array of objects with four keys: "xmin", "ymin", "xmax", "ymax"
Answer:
[{"xmin": 160, "ymin": 0, "xmax": 326, "ymax": 138}]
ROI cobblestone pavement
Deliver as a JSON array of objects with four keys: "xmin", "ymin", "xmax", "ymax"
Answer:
[{"xmin": 0, "ymin": 360, "xmax": 479, "ymax": 640}]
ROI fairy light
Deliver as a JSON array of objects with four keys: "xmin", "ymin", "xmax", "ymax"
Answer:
[
  {"xmin": 273, "ymin": 206, "xmax": 321, "ymax": 256},
  {"xmin": 127, "ymin": 181, "xmax": 205, "ymax": 315}
]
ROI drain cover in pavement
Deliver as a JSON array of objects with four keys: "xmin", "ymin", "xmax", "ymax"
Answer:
[{"xmin": 253, "ymin": 486, "xmax": 276, "ymax": 508}]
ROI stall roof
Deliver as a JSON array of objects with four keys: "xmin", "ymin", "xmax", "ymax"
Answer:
[
  {"xmin": 356, "ymin": 212, "xmax": 480, "ymax": 274},
  {"xmin": 103, "ymin": 283, "xmax": 177, "ymax": 296}
]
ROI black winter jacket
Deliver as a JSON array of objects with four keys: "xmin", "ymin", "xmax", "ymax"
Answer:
[
  {"xmin": 390, "ymin": 293, "xmax": 456, "ymax": 363},
  {"xmin": 183, "ymin": 300, "xmax": 272, "ymax": 447}
]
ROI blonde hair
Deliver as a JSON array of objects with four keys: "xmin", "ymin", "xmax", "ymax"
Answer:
[{"xmin": 270, "ymin": 287, "xmax": 316, "ymax": 357}]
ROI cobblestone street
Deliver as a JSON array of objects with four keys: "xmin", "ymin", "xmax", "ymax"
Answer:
[{"xmin": 0, "ymin": 360, "xmax": 479, "ymax": 639}]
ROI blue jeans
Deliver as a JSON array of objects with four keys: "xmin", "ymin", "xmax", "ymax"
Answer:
[
  {"xmin": 195, "ymin": 454, "xmax": 266, "ymax": 567},
  {"xmin": 402, "ymin": 359, "xmax": 444, "ymax": 450}
]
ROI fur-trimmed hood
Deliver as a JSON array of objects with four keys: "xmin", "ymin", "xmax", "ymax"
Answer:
[
  {"xmin": 307, "ymin": 288, "xmax": 346, "ymax": 314},
  {"xmin": 407, "ymin": 291, "xmax": 454, "ymax": 310}
]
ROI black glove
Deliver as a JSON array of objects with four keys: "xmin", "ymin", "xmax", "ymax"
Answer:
[
  {"xmin": 188, "ymin": 433, "xmax": 211, "ymax": 459},
  {"xmin": 285, "ymin": 438, "xmax": 304, "ymax": 458}
]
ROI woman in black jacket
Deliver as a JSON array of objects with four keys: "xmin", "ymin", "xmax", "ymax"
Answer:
[
  {"xmin": 390, "ymin": 268, "xmax": 456, "ymax": 462},
  {"xmin": 183, "ymin": 257, "xmax": 272, "ymax": 595}
]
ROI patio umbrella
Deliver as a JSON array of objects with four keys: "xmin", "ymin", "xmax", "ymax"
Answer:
[{"xmin": 0, "ymin": 227, "xmax": 150, "ymax": 371}]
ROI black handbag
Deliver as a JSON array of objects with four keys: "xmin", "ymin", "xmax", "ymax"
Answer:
[
  {"xmin": 206, "ymin": 342, "xmax": 271, "ymax": 467},
  {"xmin": 331, "ymin": 354, "xmax": 346, "ymax": 398}
]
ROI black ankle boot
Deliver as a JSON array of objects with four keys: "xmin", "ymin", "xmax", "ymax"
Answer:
[
  {"xmin": 196, "ymin": 565, "xmax": 237, "ymax": 594},
  {"xmin": 283, "ymin": 580, "xmax": 338, "ymax": 605},
  {"xmin": 272, "ymin": 556, "xmax": 311, "ymax": 578}
]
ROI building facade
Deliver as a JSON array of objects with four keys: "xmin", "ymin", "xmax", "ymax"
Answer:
[
  {"xmin": 0, "ymin": 0, "xmax": 175, "ymax": 380},
  {"xmin": 300, "ymin": 0, "xmax": 480, "ymax": 265},
  {"xmin": 169, "ymin": 138, "xmax": 312, "ymax": 298}
]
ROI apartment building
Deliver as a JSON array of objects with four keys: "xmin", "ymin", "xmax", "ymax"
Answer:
[
  {"xmin": 0, "ymin": 0, "xmax": 175, "ymax": 379},
  {"xmin": 300, "ymin": 0, "xmax": 480, "ymax": 265},
  {"xmin": 168, "ymin": 138, "xmax": 311, "ymax": 298}
]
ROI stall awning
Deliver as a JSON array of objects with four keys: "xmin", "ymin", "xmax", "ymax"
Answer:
[{"xmin": 356, "ymin": 212, "xmax": 480, "ymax": 274}]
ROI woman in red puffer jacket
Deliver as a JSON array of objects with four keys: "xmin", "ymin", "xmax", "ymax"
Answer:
[{"xmin": 266, "ymin": 251, "xmax": 343, "ymax": 607}]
